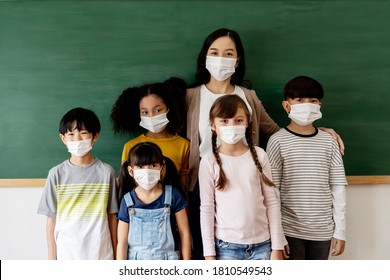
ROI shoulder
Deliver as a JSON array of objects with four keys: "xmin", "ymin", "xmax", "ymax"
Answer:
[
  {"xmin": 317, "ymin": 129, "xmax": 334, "ymax": 140},
  {"xmin": 254, "ymin": 145, "xmax": 266, "ymax": 154},
  {"xmin": 173, "ymin": 134, "xmax": 190, "ymax": 146},
  {"xmin": 169, "ymin": 134, "xmax": 190, "ymax": 143},
  {"xmin": 47, "ymin": 160, "xmax": 69, "ymax": 176},
  {"xmin": 170, "ymin": 185, "xmax": 184, "ymax": 198},
  {"xmin": 267, "ymin": 129, "xmax": 289, "ymax": 152},
  {"xmin": 239, "ymin": 86, "xmax": 258, "ymax": 100},
  {"xmin": 186, "ymin": 86, "xmax": 201, "ymax": 102},
  {"xmin": 269, "ymin": 128, "xmax": 286, "ymax": 141},
  {"xmin": 93, "ymin": 159, "xmax": 116, "ymax": 175},
  {"xmin": 186, "ymin": 86, "xmax": 200, "ymax": 96},
  {"xmin": 254, "ymin": 146, "xmax": 268, "ymax": 159},
  {"xmin": 199, "ymin": 152, "xmax": 219, "ymax": 173},
  {"xmin": 124, "ymin": 135, "xmax": 144, "ymax": 147},
  {"xmin": 317, "ymin": 129, "xmax": 340, "ymax": 150},
  {"xmin": 201, "ymin": 151, "xmax": 216, "ymax": 163},
  {"xmin": 169, "ymin": 185, "xmax": 187, "ymax": 210}
]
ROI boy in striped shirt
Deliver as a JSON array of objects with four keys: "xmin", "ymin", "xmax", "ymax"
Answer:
[
  {"xmin": 266, "ymin": 76, "xmax": 347, "ymax": 260},
  {"xmin": 38, "ymin": 107, "xmax": 118, "ymax": 260}
]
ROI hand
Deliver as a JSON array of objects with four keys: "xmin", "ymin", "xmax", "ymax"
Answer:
[
  {"xmin": 331, "ymin": 238, "xmax": 346, "ymax": 256},
  {"xmin": 205, "ymin": 256, "xmax": 216, "ymax": 260},
  {"xmin": 283, "ymin": 244, "xmax": 290, "ymax": 259},
  {"xmin": 318, "ymin": 127, "xmax": 345, "ymax": 155},
  {"xmin": 270, "ymin": 250, "xmax": 284, "ymax": 260}
]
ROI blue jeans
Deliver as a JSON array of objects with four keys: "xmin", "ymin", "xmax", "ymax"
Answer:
[
  {"xmin": 215, "ymin": 238, "xmax": 271, "ymax": 260},
  {"xmin": 286, "ymin": 236, "xmax": 331, "ymax": 260}
]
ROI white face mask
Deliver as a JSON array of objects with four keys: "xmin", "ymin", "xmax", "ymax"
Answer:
[
  {"xmin": 217, "ymin": 125, "xmax": 246, "ymax": 144},
  {"xmin": 206, "ymin": 56, "xmax": 237, "ymax": 81},
  {"xmin": 288, "ymin": 103, "xmax": 322, "ymax": 126},
  {"xmin": 139, "ymin": 112, "xmax": 169, "ymax": 133},
  {"xmin": 66, "ymin": 138, "xmax": 93, "ymax": 157},
  {"xmin": 132, "ymin": 168, "xmax": 161, "ymax": 191}
]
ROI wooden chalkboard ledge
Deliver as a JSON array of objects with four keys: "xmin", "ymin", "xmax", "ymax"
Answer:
[
  {"xmin": 0, "ymin": 178, "xmax": 47, "ymax": 188},
  {"xmin": 346, "ymin": 176, "xmax": 390, "ymax": 185},
  {"xmin": 1, "ymin": 176, "xmax": 390, "ymax": 187}
]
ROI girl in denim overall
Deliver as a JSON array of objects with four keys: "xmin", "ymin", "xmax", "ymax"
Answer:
[{"xmin": 116, "ymin": 142, "xmax": 191, "ymax": 260}]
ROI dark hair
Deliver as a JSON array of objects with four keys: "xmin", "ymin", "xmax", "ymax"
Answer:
[
  {"xmin": 209, "ymin": 95, "xmax": 274, "ymax": 190},
  {"xmin": 111, "ymin": 77, "xmax": 187, "ymax": 135},
  {"xmin": 284, "ymin": 76, "xmax": 324, "ymax": 100},
  {"xmin": 192, "ymin": 28, "xmax": 247, "ymax": 87},
  {"xmin": 118, "ymin": 142, "xmax": 184, "ymax": 202},
  {"xmin": 59, "ymin": 107, "xmax": 101, "ymax": 136}
]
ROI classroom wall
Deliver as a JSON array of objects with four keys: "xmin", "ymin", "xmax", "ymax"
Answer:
[{"xmin": 0, "ymin": 184, "xmax": 389, "ymax": 260}]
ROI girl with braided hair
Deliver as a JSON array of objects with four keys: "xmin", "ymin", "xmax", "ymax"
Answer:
[{"xmin": 198, "ymin": 94, "xmax": 287, "ymax": 260}]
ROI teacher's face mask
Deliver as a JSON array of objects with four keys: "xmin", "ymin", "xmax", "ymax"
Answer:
[{"xmin": 206, "ymin": 56, "xmax": 237, "ymax": 81}]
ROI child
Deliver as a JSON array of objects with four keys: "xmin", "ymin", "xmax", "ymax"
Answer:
[
  {"xmin": 266, "ymin": 76, "xmax": 347, "ymax": 260},
  {"xmin": 37, "ymin": 107, "xmax": 118, "ymax": 260},
  {"xmin": 116, "ymin": 142, "xmax": 191, "ymax": 260},
  {"xmin": 111, "ymin": 77, "xmax": 190, "ymax": 190},
  {"xmin": 198, "ymin": 95, "xmax": 286, "ymax": 260}
]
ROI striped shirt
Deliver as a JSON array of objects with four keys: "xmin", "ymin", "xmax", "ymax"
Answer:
[
  {"xmin": 37, "ymin": 159, "xmax": 118, "ymax": 259},
  {"xmin": 266, "ymin": 128, "xmax": 347, "ymax": 241}
]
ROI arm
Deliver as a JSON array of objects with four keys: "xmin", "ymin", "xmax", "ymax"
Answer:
[
  {"xmin": 331, "ymin": 184, "xmax": 346, "ymax": 256},
  {"xmin": 245, "ymin": 89, "xmax": 280, "ymax": 140},
  {"xmin": 260, "ymin": 149, "xmax": 287, "ymax": 251},
  {"xmin": 175, "ymin": 208, "xmax": 191, "ymax": 260},
  {"xmin": 46, "ymin": 216, "xmax": 57, "ymax": 260},
  {"xmin": 121, "ymin": 143, "xmax": 130, "ymax": 164},
  {"xmin": 318, "ymin": 127, "xmax": 345, "ymax": 155},
  {"xmin": 271, "ymin": 250, "xmax": 284, "ymax": 260},
  {"xmin": 258, "ymin": 100, "xmax": 280, "ymax": 138},
  {"xmin": 331, "ymin": 238, "xmax": 346, "ymax": 256},
  {"xmin": 180, "ymin": 141, "xmax": 190, "ymax": 192},
  {"xmin": 198, "ymin": 157, "xmax": 217, "ymax": 259},
  {"xmin": 266, "ymin": 137, "xmax": 290, "ymax": 259},
  {"xmin": 108, "ymin": 213, "xmax": 118, "ymax": 259},
  {"xmin": 329, "ymin": 136, "xmax": 347, "ymax": 256},
  {"xmin": 117, "ymin": 221, "xmax": 129, "ymax": 260}
]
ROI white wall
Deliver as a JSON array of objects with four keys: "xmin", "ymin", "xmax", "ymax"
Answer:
[
  {"xmin": 0, "ymin": 185, "xmax": 389, "ymax": 260},
  {"xmin": 333, "ymin": 184, "xmax": 390, "ymax": 260},
  {"xmin": 0, "ymin": 187, "xmax": 47, "ymax": 260}
]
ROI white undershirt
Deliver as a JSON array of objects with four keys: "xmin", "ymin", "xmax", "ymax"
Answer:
[{"xmin": 198, "ymin": 84, "xmax": 252, "ymax": 157}]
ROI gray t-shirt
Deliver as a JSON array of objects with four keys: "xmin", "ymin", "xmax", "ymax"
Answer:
[{"xmin": 37, "ymin": 158, "xmax": 118, "ymax": 259}]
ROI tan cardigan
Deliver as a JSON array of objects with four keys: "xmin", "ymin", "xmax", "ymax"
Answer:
[{"xmin": 186, "ymin": 86, "xmax": 280, "ymax": 192}]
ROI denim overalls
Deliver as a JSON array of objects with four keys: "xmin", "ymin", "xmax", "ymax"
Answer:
[{"xmin": 124, "ymin": 185, "xmax": 179, "ymax": 260}]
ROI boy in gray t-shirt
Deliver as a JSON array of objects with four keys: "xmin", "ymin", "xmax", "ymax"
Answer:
[{"xmin": 37, "ymin": 107, "xmax": 118, "ymax": 260}]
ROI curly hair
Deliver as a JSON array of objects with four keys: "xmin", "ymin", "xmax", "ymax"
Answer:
[{"xmin": 111, "ymin": 77, "xmax": 187, "ymax": 135}]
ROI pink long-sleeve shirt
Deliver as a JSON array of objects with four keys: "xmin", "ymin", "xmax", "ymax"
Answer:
[{"xmin": 199, "ymin": 147, "xmax": 286, "ymax": 257}]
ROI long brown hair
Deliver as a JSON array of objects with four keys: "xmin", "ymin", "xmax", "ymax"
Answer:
[{"xmin": 209, "ymin": 95, "xmax": 274, "ymax": 190}]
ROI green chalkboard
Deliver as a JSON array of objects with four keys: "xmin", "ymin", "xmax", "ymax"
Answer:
[{"xmin": 1, "ymin": 1, "xmax": 389, "ymax": 178}]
